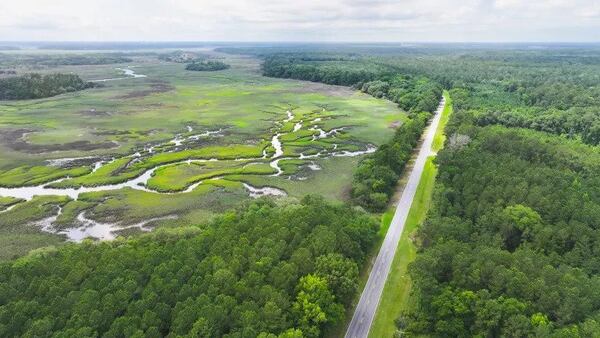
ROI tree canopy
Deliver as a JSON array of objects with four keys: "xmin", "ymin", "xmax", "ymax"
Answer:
[
  {"xmin": 0, "ymin": 73, "xmax": 95, "ymax": 100},
  {"xmin": 185, "ymin": 61, "xmax": 230, "ymax": 72},
  {"xmin": 0, "ymin": 196, "xmax": 378, "ymax": 337}
]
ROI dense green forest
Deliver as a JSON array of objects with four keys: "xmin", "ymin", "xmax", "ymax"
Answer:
[
  {"xmin": 185, "ymin": 60, "xmax": 230, "ymax": 71},
  {"xmin": 393, "ymin": 49, "xmax": 600, "ymax": 337},
  {"xmin": 0, "ymin": 73, "xmax": 95, "ymax": 100},
  {"xmin": 0, "ymin": 197, "xmax": 377, "ymax": 337},
  {"xmin": 406, "ymin": 125, "xmax": 600, "ymax": 336}
]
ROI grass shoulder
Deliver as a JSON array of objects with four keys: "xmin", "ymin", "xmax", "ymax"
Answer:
[
  {"xmin": 432, "ymin": 90, "xmax": 453, "ymax": 152},
  {"xmin": 369, "ymin": 156, "xmax": 438, "ymax": 338}
]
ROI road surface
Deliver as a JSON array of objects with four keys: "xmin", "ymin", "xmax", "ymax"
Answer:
[{"xmin": 345, "ymin": 96, "xmax": 446, "ymax": 338}]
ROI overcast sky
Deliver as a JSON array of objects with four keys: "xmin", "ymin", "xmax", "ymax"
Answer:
[{"xmin": 0, "ymin": 0, "xmax": 599, "ymax": 42}]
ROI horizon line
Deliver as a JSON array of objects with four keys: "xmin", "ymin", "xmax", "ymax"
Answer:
[{"xmin": 1, "ymin": 40, "xmax": 600, "ymax": 44}]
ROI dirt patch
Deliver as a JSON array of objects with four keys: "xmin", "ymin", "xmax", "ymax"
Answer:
[
  {"xmin": 389, "ymin": 120, "xmax": 402, "ymax": 128},
  {"xmin": 0, "ymin": 128, "xmax": 119, "ymax": 154},
  {"xmin": 115, "ymin": 82, "xmax": 174, "ymax": 99},
  {"xmin": 47, "ymin": 156, "xmax": 103, "ymax": 169},
  {"xmin": 340, "ymin": 184, "xmax": 353, "ymax": 201},
  {"xmin": 92, "ymin": 129, "xmax": 134, "ymax": 136}
]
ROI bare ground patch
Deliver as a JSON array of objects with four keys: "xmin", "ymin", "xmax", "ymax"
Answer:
[
  {"xmin": 78, "ymin": 109, "xmax": 113, "ymax": 117},
  {"xmin": 389, "ymin": 121, "xmax": 402, "ymax": 128}
]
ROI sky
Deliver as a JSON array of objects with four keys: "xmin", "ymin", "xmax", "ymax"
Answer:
[{"xmin": 0, "ymin": 0, "xmax": 599, "ymax": 42}]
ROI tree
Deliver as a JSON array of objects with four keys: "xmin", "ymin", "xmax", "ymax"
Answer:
[
  {"xmin": 500, "ymin": 204, "xmax": 543, "ymax": 251},
  {"xmin": 292, "ymin": 274, "xmax": 344, "ymax": 337},
  {"xmin": 315, "ymin": 254, "xmax": 359, "ymax": 304}
]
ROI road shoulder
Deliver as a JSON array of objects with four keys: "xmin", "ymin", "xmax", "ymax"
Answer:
[{"xmin": 368, "ymin": 90, "xmax": 452, "ymax": 337}]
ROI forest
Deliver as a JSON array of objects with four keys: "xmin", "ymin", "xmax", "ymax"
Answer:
[
  {"xmin": 405, "ymin": 125, "xmax": 600, "ymax": 336},
  {"xmin": 0, "ymin": 73, "xmax": 95, "ymax": 100},
  {"xmin": 396, "ymin": 48, "xmax": 600, "ymax": 337},
  {"xmin": 0, "ymin": 196, "xmax": 377, "ymax": 337}
]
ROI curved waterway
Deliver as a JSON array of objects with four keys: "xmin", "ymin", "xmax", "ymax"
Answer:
[{"xmin": 91, "ymin": 67, "xmax": 147, "ymax": 82}]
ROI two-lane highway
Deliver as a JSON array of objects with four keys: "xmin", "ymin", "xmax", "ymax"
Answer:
[{"xmin": 345, "ymin": 96, "xmax": 446, "ymax": 338}]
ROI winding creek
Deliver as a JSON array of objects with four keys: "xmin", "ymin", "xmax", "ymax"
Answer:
[
  {"xmin": 91, "ymin": 67, "xmax": 147, "ymax": 82},
  {"xmin": 0, "ymin": 110, "xmax": 376, "ymax": 241}
]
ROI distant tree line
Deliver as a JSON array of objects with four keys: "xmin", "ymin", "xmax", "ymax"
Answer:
[
  {"xmin": 262, "ymin": 55, "xmax": 387, "ymax": 86},
  {"xmin": 358, "ymin": 76, "xmax": 442, "ymax": 114},
  {"xmin": 0, "ymin": 73, "xmax": 95, "ymax": 100},
  {"xmin": 0, "ymin": 54, "xmax": 132, "ymax": 67},
  {"xmin": 0, "ymin": 196, "xmax": 378, "ymax": 337},
  {"xmin": 185, "ymin": 60, "xmax": 230, "ymax": 71},
  {"xmin": 262, "ymin": 55, "xmax": 442, "ymax": 113}
]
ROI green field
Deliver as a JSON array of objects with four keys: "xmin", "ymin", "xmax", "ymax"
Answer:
[{"xmin": 0, "ymin": 50, "xmax": 405, "ymax": 260}]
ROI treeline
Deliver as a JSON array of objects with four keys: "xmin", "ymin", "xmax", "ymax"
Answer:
[
  {"xmin": 358, "ymin": 76, "xmax": 442, "ymax": 113},
  {"xmin": 263, "ymin": 56, "xmax": 382, "ymax": 86},
  {"xmin": 185, "ymin": 60, "xmax": 230, "ymax": 71},
  {"xmin": 376, "ymin": 52, "xmax": 599, "ymax": 111},
  {"xmin": 0, "ymin": 73, "xmax": 95, "ymax": 100},
  {"xmin": 352, "ymin": 112, "xmax": 431, "ymax": 211},
  {"xmin": 0, "ymin": 196, "xmax": 378, "ymax": 337},
  {"xmin": 0, "ymin": 53, "xmax": 132, "ymax": 67},
  {"xmin": 262, "ymin": 55, "xmax": 442, "ymax": 113}
]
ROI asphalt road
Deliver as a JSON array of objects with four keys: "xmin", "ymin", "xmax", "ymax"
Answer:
[{"xmin": 345, "ymin": 96, "xmax": 446, "ymax": 338}]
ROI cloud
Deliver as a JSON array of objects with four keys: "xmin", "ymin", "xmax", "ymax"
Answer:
[{"xmin": 0, "ymin": 0, "xmax": 598, "ymax": 41}]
